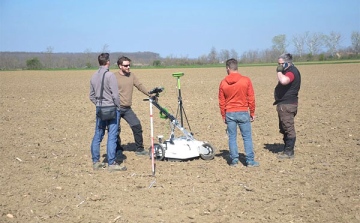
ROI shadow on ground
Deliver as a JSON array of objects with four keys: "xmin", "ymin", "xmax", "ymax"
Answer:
[{"xmin": 263, "ymin": 143, "xmax": 284, "ymax": 154}]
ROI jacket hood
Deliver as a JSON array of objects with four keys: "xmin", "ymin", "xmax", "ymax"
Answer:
[{"xmin": 225, "ymin": 72, "xmax": 242, "ymax": 85}]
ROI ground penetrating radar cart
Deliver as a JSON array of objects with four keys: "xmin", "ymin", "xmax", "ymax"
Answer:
[{"xmin": 144, "ymin": 72, "xmax": 215, "ymax": 175}]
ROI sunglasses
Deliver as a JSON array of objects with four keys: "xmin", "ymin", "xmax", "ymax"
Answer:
[{"xmin": 122, "ymin": 64, "xmax": 130, "ymax": 67}]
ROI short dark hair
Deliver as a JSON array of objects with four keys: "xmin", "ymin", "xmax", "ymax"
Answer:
[
  {"xmin": 117, "ymin": 56, "xmax": 131, "ymax": 66},
  {"xmin": 226, "ymin": 58, "xmax": 238, "ymax": 70},
  {"xmin": 98, "ymin": 53, "xmax": 110, "ymax": 66},
  {"xmin": 279, "ymin": 53, "xmax": 293, "ymax": 63}
]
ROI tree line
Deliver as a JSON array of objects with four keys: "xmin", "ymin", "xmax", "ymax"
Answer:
[
  {"xmin": 0, "ymin": 31, "xmax": 359, "ymax": 70},
  {"xmin": 0, "ymin": 50, "xmax": 160, "ymax": 70},
  {"xmin": 240, "ymin": 31, "xmax": 360, "ymax": 63},
  {"xmin": 158, "ymin": 31, "xmax": 359, "ymax": 66}
]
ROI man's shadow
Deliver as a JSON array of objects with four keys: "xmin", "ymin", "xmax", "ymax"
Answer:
[
  {"xmin": 102, "ymin": 142, "xmax": 138, "ymax": 163},
  {"xmin": 216, "ymin": 150, "xmax": 247, "ymax": 166},
  {"xmin": 263, "ymin": 143, "xmax": 284, "ymax": 153}
]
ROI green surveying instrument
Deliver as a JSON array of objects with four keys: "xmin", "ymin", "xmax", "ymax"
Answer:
[{"xmin": 172, "ymin": 72, "xmax": 187, "ymax": 128}]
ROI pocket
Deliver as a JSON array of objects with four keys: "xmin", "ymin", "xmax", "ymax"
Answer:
[
  {"xmin": 239, "ymin": 112, "xmax": 250, "ymax": 123},
  {"xmin": 286, "ymin": 104, "xmax": 298, "ymax": 114}
]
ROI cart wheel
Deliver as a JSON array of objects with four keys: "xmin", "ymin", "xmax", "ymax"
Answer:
[
  {"xmin": 148, "ymin": 143, "xmax": 165, "ymax": 161},
  {"xmin": 200, "ymin": 143, "xmax": 215, "ymax": 160}
]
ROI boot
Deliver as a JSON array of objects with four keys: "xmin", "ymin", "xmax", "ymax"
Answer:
[
  {"xmin": 278, "ymin": 137, "xmax": 295, "ymax": 159},
  {"xmin": 131, "ymin": 124, "xmax": 147, "ymax": 155}
]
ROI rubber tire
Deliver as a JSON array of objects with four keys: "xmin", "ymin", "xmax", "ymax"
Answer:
[
  {"xmin": 148, "ymin": 143, "xmax": 165, "ymax": 161},
  {"xmin": 200, "ymin": 143, "xmax": 215, "ymax": 160}
]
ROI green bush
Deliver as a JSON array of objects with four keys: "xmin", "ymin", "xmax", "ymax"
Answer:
[
  {"xmin": 26, "ymin": 57, "xmax": 43, "ymax": 70},
  {"xmin": 85, "ymin": 62, "xmax": 92, "ymax": 68},
  {"xmin": 152, "ymin": 60, "xmax": 161, "ymax": 67},
  {"xmin": 306, "ymin": 53, "xmax": 313, "ymax": 61}
]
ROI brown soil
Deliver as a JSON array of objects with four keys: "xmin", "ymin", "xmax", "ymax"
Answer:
[{"xmin": 0, "ymin": 64, "xmax": 359, "ymax": 222}]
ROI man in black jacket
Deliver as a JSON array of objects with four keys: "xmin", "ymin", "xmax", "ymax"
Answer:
[{"xmin": 274, "ymin": 53, "xmax": 301, "ymax": 159}]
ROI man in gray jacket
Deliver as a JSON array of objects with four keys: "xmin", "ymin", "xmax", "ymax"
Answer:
[{"xmin": 90, "ymin": 53, "xmax": 126, "ymax": 172}]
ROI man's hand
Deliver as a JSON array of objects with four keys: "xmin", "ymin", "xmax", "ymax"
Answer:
[
  {"xmin": 276, "ymin": 65, "xmax": 283, "ymax": 73},
  {"xmin": 250, "ymin": 115, "xmax": 256, "ymax": 122},
  {"xmin": 150, "ymin": 94, "xmax": 158, "ymax": 102}
]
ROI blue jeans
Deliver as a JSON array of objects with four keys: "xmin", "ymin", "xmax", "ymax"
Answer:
[
  {"xmin": 226, "ymin": 111, "xmax": 255, "ymax": 161},
  {"xmin": 91, "ymin": 107, "xmax": 120, "ymax": 165}
]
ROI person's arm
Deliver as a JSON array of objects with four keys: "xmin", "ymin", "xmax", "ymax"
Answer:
[
  {"xmin": 247, "ymin": 78, "xmax": 255, "ymax": 122},
  {"xmin": 277, "ymin": 72, "xmax": 291, "ymax": 85},
  {"xmin": 109, "ymin": 74, "xmax": 121, "ymax": 110},
  {"xmin": 276, "ymin": 64, "xmax": 293, "ymax": 85},
  {"xmin": 218, "ymin": 82, "xmax": 226, "ymax": 123},
  {"xmin": 133, "ymin": 74, "xmax": 151, "ymax": 96},
  {"xmin": 89, "ymin": 81, "xmax": 96, "ymax": 105}
]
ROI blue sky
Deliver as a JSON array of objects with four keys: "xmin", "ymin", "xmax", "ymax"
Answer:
[{"xmin": 0, "ymin": 0, "xmax": 359, "ymax": 58}]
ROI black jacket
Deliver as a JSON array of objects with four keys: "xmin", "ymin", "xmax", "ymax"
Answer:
[{"xmin": 274, "ymin": 65, "xmax": 301, "ymax": 105}]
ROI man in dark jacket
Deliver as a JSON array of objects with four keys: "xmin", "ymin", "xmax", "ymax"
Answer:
[{"xmin": 274, "ymin": 53, "xmax": 301, "ymax": 159}]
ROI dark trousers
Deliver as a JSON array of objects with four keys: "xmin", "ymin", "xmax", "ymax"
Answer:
[
  {"xmin": 277, "ymin": 104, "xmax": 298, "ymax": 139},
  {"xmin": 277, "ymin": 104, "xmax": 298, "ymax": 152},
  {"xmin": 116, "ymin": 107, "xmax": 144, "ymax": 152}
]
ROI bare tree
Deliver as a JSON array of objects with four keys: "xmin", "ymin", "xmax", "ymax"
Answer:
[
  {"xmin": 45, "ymin": 46, "xmax": 54, "ymax": 68},
  {"xmin": 84, "ymin": 48, "xmax": 92, "ymax": 68},
  {"xmin": 323, "ymin": 31, "xmax": 342, "ymax": 57},
  {"xmin": 219, "ymin": 49, "xmax": 230, "ymax": 62},
  {"xmin": 351, "ymin": 31, "xmax": 360, "ymax": 56},
  {"xmin": 101, "ymin": 44, "xmax": 109, "ymax": 53},
  {"xmin": 207, "ymin": 47, "xmax": 218, "ymax": 64},
  {"xmin": 293, "ymin": 33, "xmax": 306, "ymax": 57},
  {"xmin": 305, "ymin": 32, "xmax": 324, "ymax": 56},
  {"xmin": 272, "ymin": 34, "xmax": 287, "ymax": 54},
  {"xmin": 241, "ymin": 50, "xmax": 260, "ymax": 63},
  {"xmin": 197, "ymin": 54, "xmax": 208, "ymax": 65},
  {"xmin": 230, "ymin": 49, "xmax": 238, "ymax": 60}
]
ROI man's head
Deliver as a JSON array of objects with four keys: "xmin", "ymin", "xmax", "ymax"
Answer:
[
  {"xmin": 98, "ymin": 53, "xmax": 110, "ymax": 66},
  {"xmin": 117, "ymin": 56, "xmax": 131, "ymax": 74},
  {"xmin": 226, "ymin": 58, "xmax": 238, "ymax": 74},
  {"xmin": 278, "ymin": 53, "xmax": 293, "ymax": 67}
]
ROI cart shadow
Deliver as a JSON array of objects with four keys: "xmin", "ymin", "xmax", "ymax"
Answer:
[
  {"xmin": 263, "ymin": 143, "xmax": 284, "ymax": 154},
  {"xmin": 216, "ymin": 150, "xmax": 247, "ymax": 166}
]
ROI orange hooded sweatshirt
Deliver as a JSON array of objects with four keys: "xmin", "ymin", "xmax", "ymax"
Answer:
[{"xmin": 219, "ymin": 72, "xmax": 255, "ymax": 121}]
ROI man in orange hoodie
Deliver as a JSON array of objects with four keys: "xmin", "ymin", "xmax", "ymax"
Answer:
[{"xmin": 219, "ymin": 58, "xmax": 259, "ymax": 167}]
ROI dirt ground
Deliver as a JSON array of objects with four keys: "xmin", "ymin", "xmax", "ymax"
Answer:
[{"xmin": 0, "ymin": 63, "xmax": 359, "ymax": 223}]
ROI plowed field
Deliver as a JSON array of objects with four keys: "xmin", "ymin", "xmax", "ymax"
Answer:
[{"xmin": 1, "ymin": 63, "xmax": 359, "ymax": 222}]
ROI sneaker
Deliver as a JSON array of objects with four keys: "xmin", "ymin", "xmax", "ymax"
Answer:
[
  {"xmin": 108, "ymin": 161, "xmax": 127, "ymax": 172},
  {"xmin": 230, "ymin": 158, "xmax": 239, "ymax": 167},
  {"xmin": 93, "ymin": 162, "xmax": 106, "ymax": 170},
  {"xmin": 135, "ymin": 150, "xmax": 149, "ymax": 156},
  {"xmin": 246, "ymin": 160, "xmax": 260, "ymax": 167}
]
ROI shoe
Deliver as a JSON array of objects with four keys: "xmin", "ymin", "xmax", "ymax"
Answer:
[
  {"xmin": 246, "ymin": 160, "xmax": 260, "ymax": 167},
  {"xmin": 278, "ymin": 151, "xmax": 294, "ymax": 159},
  {"xmin": 278, "ymin": 138, "xmax": 295, "ymax": 159},
  {"xmin": 93, "ymin": 162, "xmax": 106, "ymax": 170},
  {"xmin": 108, "ymin": 161, "xmax": 127, "ymax": 172},
  {"xmin": 135, "ymin": 150, "xmax": 149, "ymax": 156},
  {"xmin": 230, "ymin": 158, "xmax": 239, "ymax": 167},
  {"xmin": 116, "ymin": 150, "xmax": 125, "ymax": 160}
]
